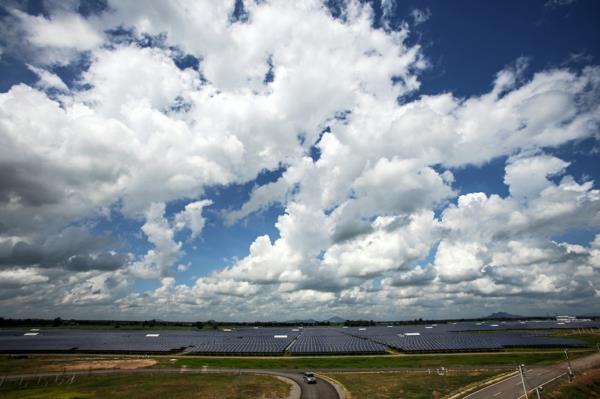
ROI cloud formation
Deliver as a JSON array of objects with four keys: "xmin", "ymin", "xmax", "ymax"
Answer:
[{"xmin": 0, "ymin": 0, "xmax": 598, "ymax": 320}]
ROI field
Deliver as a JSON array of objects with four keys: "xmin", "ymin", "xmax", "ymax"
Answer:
[
  {"xmin": 1, "ymin": 351, "xmax": 597, "ymax": 399},
  {"xmin": 0, "ymin": 351, "xmax": 588, "ymax": 376},
  {"xmin": 551, "ymin": 330, "xmax": 600, "ymax": 348},
  {"xmin": 541, "ymin": 367, "xmax": 600, "ymax": 398},
  {"xmin": 169, "ymin": 350, "xmax": 589, "ymax": 370},
  {"xmin": 324, "ymin": 370, "xmax": 506, "ymax": 399},
  {"xmin": 0, "ymin": 372, "xmax": 291, "ymax": 399}
]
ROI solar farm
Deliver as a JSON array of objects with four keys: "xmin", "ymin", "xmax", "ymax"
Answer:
[{"xmin": 0, "ymin": 320, "xmax": 597, "ymax": 355}]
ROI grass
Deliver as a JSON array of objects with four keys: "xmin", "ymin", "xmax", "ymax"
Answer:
[
  {"xmin": 0, "ymin": 372, "xmax": 290, "ymax": 399},
  {"xmin": 325, "ymin": 370, "xmax": 503, "ymax": 399},
  {"xmin": 542, "ymin": 367, "xmax": 600, "ymax": 399},
  {"xmin": 0, "ymin": 356, "xmax": 77, "ymax": 375},
  {"xmin": 551, "ymin": 330, "xmax": 600, "ymax": 348},
  {"xmin": 0, "ymin": 355, "xmax": 156, "ymax": 375},
  {"xmin": 168, "ymin": 351, "xmax": 581, "ymax": 369},
  {"xmin": 1, "ymin": 350, "xmax": 591, "ymax": 376}
]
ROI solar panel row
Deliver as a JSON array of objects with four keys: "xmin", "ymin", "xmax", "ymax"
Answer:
[
  {"xmin": 288, "ymin": 333, "xmax": 387, "ymax": 354},
  {"xmin": 361, "ymin": 332, "xmax": 585, "ymax": 352}
]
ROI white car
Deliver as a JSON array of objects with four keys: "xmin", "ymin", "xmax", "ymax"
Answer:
[{"xmin": 303, "ymin": 371, "xmax": 316, "ymax": 383}]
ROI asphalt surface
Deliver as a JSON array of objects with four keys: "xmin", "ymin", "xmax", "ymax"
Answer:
[
  {"xmin": 1, "ymin": 367, "xmax": 340, "ymax": 399},
  {"xmin": 268, "ymin": 371, "xmax": 339, "ymax": 399},
  {"xmin": 464, "ymin": 351, "xmax": 600, "ymax": 399}
]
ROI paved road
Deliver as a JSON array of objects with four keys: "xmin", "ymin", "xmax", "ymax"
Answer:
[
  {"xmin": 269, "ymin": 371, "xmax": 339, "ymax": 399},
  {"xmin": 1, "ymin": 367, "xmax": 340, "ymax": 399},
  {"xmin": 464, "ymin": 351, "xmax": 600, "ymax": 399}
]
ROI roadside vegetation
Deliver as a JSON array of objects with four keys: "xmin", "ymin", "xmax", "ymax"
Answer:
[
  {"xmin": 324, "ymin": 370, "xmax": 504, "ymax": 399},
  {"xmin": 0, "ymin": 372, "xmax": 290, "ymax": 399},
  {"xmin": 541, "ymin": 367, "xmax": 600, "ymax": 399}
]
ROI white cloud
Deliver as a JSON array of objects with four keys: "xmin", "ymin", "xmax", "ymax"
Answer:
[
  {"xmin": 78, "ymin": 45, "xmax": 200, "ymax": 117},
  {"xmin": 174, "ymin": 199, "xmax": 213, "ymax": 239},
  {"xmin": 225, "ymin": 177, "xmax": 290, "ymax": 225},
  {"xmin": 5, "ymin": 9, "xmax": 104, "ymax": 65},
  {"xmin": 504, "ymin": 154, "xmax": 569, "ymax": 201},
  {"xmin": 433, "ymin": 157, "xmax": 600, "ymax": 299},
  {"xmin": 324, "ymin": 211, "xmax": 439, "ymax": 279},
  {"xmin": 26, "ymin": 64, "xmax": 69, "ymax": 92},
  {"xmin": 129, "ymin": 203, "xmax": 182, "ymax": 279},
  {"xmin": 0, "ymin": 1, "xmax": 599, "ymax": 320},
  {"xmin": 410, "ymin": 8, "xmax": 431, "ymax": 26},
  {"xmin": 18, "ymin": 11, "xmax": 103, "ymax": 51},
  {"xmin": 0, "ymin": 268, "xmax": 49, "ymax": 287}
]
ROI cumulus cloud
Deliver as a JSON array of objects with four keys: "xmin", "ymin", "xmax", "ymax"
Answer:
[
  {"xmin": 504, "ymin": 154, "xmax": 570, "ymax": 201},
  {"xmin": 1, "ymin": 8, "xmax": 104, "ymax": 65},
  {"xmin": 17, "ymin": 11, "xmax": 103, "ymax": 51},
  {"xmin": 0, "ymin": 1, "xmax": 599, "ymax": 320},
  {"xmin": 129, "ymin": 203, "xmax": 182, "ymax": 279},
  {"xmin": 434, "ymin": 155, "xmax": 600, "ymax": 303},
  {"xmin": 174, "ymin": 199, "xmax": 213, "ymax": 238}
]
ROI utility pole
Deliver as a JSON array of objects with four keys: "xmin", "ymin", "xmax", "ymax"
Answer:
[
  {"xmin": 518, "ymin": 364, "xmax": 529, "ymax": 399},
  {"xmin": 564, "ymin": 349, "xmax": 574, "ymax": 382},
  {"xmin": 535, "ymin": 387, "xmax": 542, "ymax": 399}
]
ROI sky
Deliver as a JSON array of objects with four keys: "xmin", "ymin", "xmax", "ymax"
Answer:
[{"xmin": 0, "ymin": 0, "xmax": 599, "ymax": 322}]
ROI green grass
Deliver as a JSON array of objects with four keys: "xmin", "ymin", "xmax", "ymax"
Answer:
[
  {"xmin": 0, "ymin": 372, "xmax": 290, "ymax": 399},
  {"xmin": 326, "ymin": 370, "xmax": 503, "ymax": 399},
  {"xmin": 551, "ymin": 330, "xmax": 600, "ymax": 348},
  {"xmin": 169, "ymin": 351, "xmax": 578, "ymax": 369}
]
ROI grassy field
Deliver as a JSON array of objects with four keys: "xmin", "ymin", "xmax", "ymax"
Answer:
[
  {"xmin": 541, "ymin": 367, "xmax": 600, "ymax": 398},
  {"xmin": 325, "ymin": 370, "xmax": 504, "ymax": 399},
  {"xmin": 0, "ymin": 355, "xmax": 82, "ymax": 375},
  {"xmin": 0, "ymin": 372, "xmax": 290, "ymax": 399},
  {"xmin": 0, "ymin": 350, "xmax": 590, "ymax": 376},
  {"xmin": 169, "ymin": 351, "xmax": 581, "ymax": 369}
]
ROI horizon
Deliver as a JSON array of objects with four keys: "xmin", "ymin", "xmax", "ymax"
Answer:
[
  {"xmin": 2, "ymin": 311, "xmax": 598, "ymax": 325},
  {"xmin": 1, "ymin": 0, "xmax": 600, "ymax": 321}
]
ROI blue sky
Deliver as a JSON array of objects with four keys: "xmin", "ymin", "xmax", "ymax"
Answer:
[{"xmin": 0, "ymin": 0, "xmax": 599, "ymax": 321}]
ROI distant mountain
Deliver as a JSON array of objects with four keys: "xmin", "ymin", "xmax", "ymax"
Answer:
[
  {"xmin": 284, "ymin": 318, "xmax": 319, "ymax": 324},
  {"xmin": 484, "ymin": 312, "xmax": 524, "ymax": 319},
  {"xmin": 282, "ymin": 316, "xmax": 346, "ymax": 324}
]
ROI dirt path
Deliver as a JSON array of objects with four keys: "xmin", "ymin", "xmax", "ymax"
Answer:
[{"xmin": 47, "ymin": 358, "xmax": 157, "ymax": 371}]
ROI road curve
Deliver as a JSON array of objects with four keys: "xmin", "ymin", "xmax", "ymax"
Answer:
[{"xmin": 1, "ymin": 367, "xmax": 341, "ymax": 399}]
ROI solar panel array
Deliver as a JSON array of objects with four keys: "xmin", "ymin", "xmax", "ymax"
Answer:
[
  {"xmin": 0, "ymin": 320, "xmax": 594, "ymax": 354},
  {"xmin": 360, "ymin": 332, "xmax": 585, "ymax": 352},
  {"xmin": 368, "ymin": 333, "xmax": 503, "ymax": 352},
  {"xmin": 188, "ymin": 334, "xmax": 296, "ymax": 354},
  {"xmin": 288, "ymin": 329, "xmax": 387, "ymax": 354}
]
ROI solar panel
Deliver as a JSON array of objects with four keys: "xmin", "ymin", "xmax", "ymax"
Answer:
[{"xmin": 0, "ymin": 322, "xmax": 594, "ymax": 354}]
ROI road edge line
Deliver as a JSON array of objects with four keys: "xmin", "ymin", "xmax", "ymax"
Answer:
[
  {"xmin": 460, "ymin": 370, "xmax": 519, "ymax": 399},
  {"xmin": 316, "ymin": 373, "xmax": 348, "ymax": 399}
]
